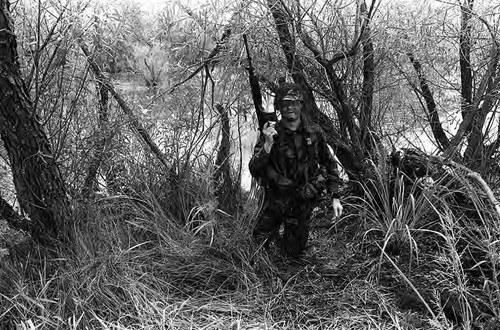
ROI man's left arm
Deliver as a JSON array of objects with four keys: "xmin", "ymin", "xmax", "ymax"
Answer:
[{"xmin": 316, "ymin": 130, "xmax": 343, "ymax": 218}]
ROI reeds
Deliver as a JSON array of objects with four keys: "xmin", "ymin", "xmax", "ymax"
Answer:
[
  {"xmin": 2, "ymin": 151, "xmax": 500, "ymax": 329},
  {"xmin": 347, "ymin": 150, "xmax": 500, "ymax": 329}
]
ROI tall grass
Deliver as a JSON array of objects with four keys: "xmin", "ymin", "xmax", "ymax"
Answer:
[
  {"xmin": 0, "ymin": 164, "xmax": 450, "ymax": 329},
  {"xmin": 436, "ymin": 167, "xmax": 500, "ymax": 327},
  {"xmin": 4, "ymin": 143, "xmax": 500, "ymax": 328},
  {"xmin": 349, "ymin": 159, "xmax": 438, "ymax": 263},
  {"xmin": 0, "ymin": 189, "xmax": 268, "ymax": 329},
  {"xmin": 348, "ymin": 150, "xmax": 500, "ymax": 328},
  {"xmin": 1, "ymin": 189, "xmax": 426, "ymax": 329}
]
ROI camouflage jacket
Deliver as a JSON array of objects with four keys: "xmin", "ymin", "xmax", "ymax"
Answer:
[{"xmin": 249, "ymin": 121, "xmax": 342, "ymax": 199}]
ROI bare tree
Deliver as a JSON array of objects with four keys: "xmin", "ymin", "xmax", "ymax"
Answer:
[
  {"xmin": 264, "ymin": 0, "xmax": 377, "ymax": 177},
  {"xmin": 405, "ymin": 1, "xmax": 500, "ymax": 172},
  {"xmin": 407, "ymin": 52, "xmax": 451, "ymax": 151},
  {"xmin": 78, "ymin": 36, "xmax": 170, "ymax": 170},
  {"xmin": 214, "ymin": 104, "xmax": 237, "ymax": 211},
  {"xmin": 81, "ymin": 15, "xmax": 112, "ymax": 198},
  {"xmin": 0, "ymin": 0, "xmax": 70, "ymax": 243}
]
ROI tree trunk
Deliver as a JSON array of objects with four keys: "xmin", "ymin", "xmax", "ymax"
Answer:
[
  {"xmin": 82, "ymin": 28, "xmax": 111, "ymax": 198},
  {"xmin": 267, "ymin": 0, "xmax": 363, "ymax": 177},
  {"xmin": 408, "ymin": 53, "xmax": 451, "ymax": 151},
  {"xmin": 463, "ymin": 41, "xmax": 500, "ymax": 169},
  {"xmin": 290, "ymin": 0, "xmax": 369, "ymax": 165},
  {"xmin": 359, "ymin": 0, "xmax": 375, "ymax": 151},
  {"xmin": 464, "ymin": 112, "xmax": 487, "ymax": 169},
  {"xmin": 0, "ymin": 0, "xmax": 70, "ymax": 243},
  {"xmin": 448, "ymin": 30, "xmax": 500, "ymax": 165},
  {"xmin": 214, "ymin": 104, "xmax": 236, "ymax": 211},
  {"xmin": 78, "ymin": 37, "xmax": 170, "ymax": 170},
  {"xmin": 82, "ymin": 78, "xmax": 110, "ymax": 198},
  {"xmin": 459, "ymin": 0, "xmax": 473, "ymax": 119}
]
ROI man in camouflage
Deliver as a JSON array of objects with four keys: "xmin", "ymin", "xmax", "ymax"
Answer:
[{"xmin": 249, "ymin": 83, "xmax": 344, "ymax": 258}]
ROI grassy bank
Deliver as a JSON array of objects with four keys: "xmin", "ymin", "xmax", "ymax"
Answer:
[{"xmin": 1, "ymin": 162, "xmax": 500, "ymax": 329}]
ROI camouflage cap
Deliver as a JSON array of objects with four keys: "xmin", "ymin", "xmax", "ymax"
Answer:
[
  {"xmin": 282, "ymin": 91, "xmax": 303, "ymax": 101},
  {"xmin": 274, "ymin": 83, "xmax": 304, "ymax": 109}
]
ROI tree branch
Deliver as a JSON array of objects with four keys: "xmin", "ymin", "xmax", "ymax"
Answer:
[
  {"xmin": 77, "ymin": 36, "xmax": 170, "ymax": 169},
  {"xmin": 170, "ymin": 28, "xmax": 232, "ymax": 91},
  {"xmin": 294, "ymin": 0, "xmax": 363, "ymax": 152},
  {"xmin": 267, "ymin": 0, "xmax": 364, "ymax": 176},
  {"xmin": 0, "ymin": 195, "xmax": 31, "ymax": 233},
  {"xmin": 327, "ymin": 0, "xmax": 377, "ymax": 66},
  {"xmin": 446, "ymin": 37, "xmax": 500, "ymax": 157},
  {"xmin": 459, "ymin": 0, "xmax": 473, "ymax": 119},
  {"xmin": 408, "ymin": 52, "xmax": 451, "ymax": 151},
  {"xmin": 359, "ymin": 0, "xmax": 374, "ymax": 141}
]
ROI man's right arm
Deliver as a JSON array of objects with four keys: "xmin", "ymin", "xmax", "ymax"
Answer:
[
  {"xmin": 249, "ymin": 133, "xmax": 272, "ymax": 179},
  {"xmin": 249, "ymin": 123, "xmax": 276, "ymax": 179}
]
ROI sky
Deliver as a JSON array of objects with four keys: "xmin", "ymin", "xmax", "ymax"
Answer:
[
  {"xmin": 136, "ymin": 0, "xmax": 167, "ymax": 10},
  {"xmin": 135, "ymin": 0, "xmax": 207, "ymax": 12}
]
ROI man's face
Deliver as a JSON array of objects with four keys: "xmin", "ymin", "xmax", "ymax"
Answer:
[{"xmin": 279, "ymin": 93, "xmax": 303, "ymax": 122}]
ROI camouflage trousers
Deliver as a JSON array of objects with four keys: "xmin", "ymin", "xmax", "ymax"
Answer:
[{"xmin": 253, "ymin": 194, "xmax": 315, "ymax": 257}]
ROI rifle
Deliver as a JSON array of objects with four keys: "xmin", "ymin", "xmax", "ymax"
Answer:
[{"xmin": 243, "ymin": 34, "xmax": 277, "ymax": 131}]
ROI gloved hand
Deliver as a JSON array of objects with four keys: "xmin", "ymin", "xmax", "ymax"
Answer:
[
  {"xmin": 262, "ymin": 121, "xmax": 278, "ymax": 153},
  {"xmin": 332, "ymin": 198, "xmax": 343, "ymax": 219},
  {"xmin": 300, "ymin": 182, "xmax": 318, "ymax": 200}
]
